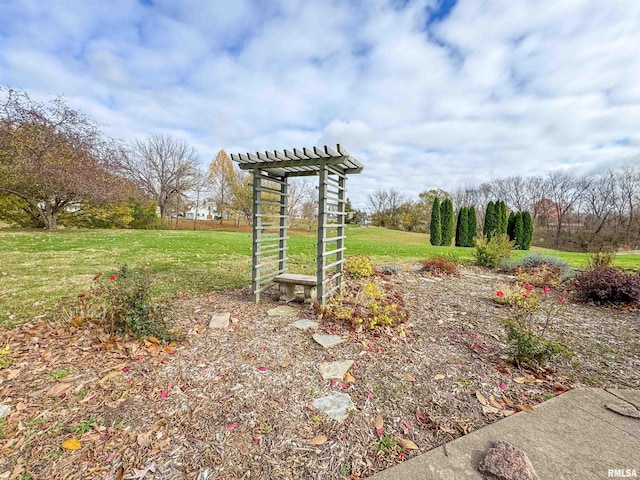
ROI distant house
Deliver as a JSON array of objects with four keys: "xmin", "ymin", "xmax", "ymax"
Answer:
[{"xmin": 184, "ymin": 198, "xmax": 224, "ymax": 220}]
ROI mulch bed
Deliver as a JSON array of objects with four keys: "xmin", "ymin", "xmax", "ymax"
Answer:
[{"xmin": 0, "ymin": 266, "xmax": 638, "ymax": 479}]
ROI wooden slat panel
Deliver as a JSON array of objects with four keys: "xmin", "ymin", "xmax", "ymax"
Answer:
[{"xmin": 325, "ymin": 145, "xmax": 340, "ymax": 157}]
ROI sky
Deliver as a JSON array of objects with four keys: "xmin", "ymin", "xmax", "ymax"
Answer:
[{"xmin": 1, "ymin": 0, "xmax": 639, "ymax": 208}]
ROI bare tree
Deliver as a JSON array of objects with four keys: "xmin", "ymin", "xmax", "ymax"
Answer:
[
  {"xmin": 546, "ymin": 171, "xmax": 592, "ymax": 245},
  {"xmin": 617, "ymin": 165, "xmax": 640, "ymax": 241},
  {"xmin": 190, "ymin": 167, "xmax": 210, "ymax": 230},
  {"xmin": 287, "ymin": 177, "xmax": 314, "ymax": 223},
  {"xmin": 582, "ymin": 170, "xmax": 617, "ymax": 247},
  {"xmin": 119, "ymin": 133, "xmax": 199, "ymax": 219}
]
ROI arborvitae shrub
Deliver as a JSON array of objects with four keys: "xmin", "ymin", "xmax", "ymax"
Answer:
[
  {"xmin": 496, "ymin": 201, "xmax": 507, "ymax": 235},
  {"xmin": 430, "ymin": 197, "xmax": 442, "ymax": 246},
  {"xmin": 467, "ymin": 206, "xmax": 477, "ymax": 247},
  {"xmin": 513, "ymin": 211, "xmax": 524, "ymax": 249},
  {"xmin": 507, "ymin": 211, "xmax": 516, "ymax": 240},
  {"xmin": 440, "ymin": 198, "xmax": 455, "ymax": 246},
  {"xmin": 522, "ymin": 211, "xmax": 533, "ymax": 250},
  {"xmin": 483, "ymin": 201, "xmax": 497, "ymax": 239},
  {"xmin": 455, "ymin": 207, "xmax": 468, "ymax": 247}
]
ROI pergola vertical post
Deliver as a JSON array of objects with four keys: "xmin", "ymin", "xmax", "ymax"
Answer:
[
  {"xmin": 335, "ymin": 172, "xmax": 346, "ymax": 295},
  {"xmin": 316, "ymin": 160, "xmax": 327, "ymax": 303},
  {"xmin": 279, "ymin": 178, "xmax": 288, "ymax": 273},
  {"xmin": 251, "ymin": 168, "xmax": 262, "ymax": 302}
]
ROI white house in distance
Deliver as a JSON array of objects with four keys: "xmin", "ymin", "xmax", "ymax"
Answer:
[{"xmin": 184, "ymin": 198, "xmax": 222, "ymax": 221}]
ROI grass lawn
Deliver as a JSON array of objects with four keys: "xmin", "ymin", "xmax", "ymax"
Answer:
[{"xmin": 1, "ymin": 226, "xmax": 639, "ymax": 326}]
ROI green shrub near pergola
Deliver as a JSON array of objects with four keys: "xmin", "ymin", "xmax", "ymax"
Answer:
[{"xmin": 231, "ymin": 144, "xmax": 363, "ymax": 304}]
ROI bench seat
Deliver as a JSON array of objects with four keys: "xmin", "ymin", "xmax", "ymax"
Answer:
[{"xmin": 273, "ymin": 274, "xmax": 317, "ymax": 303}]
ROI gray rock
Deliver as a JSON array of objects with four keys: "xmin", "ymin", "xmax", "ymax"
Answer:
[
  {"xmin": 267, "ymin": 305, "xmax": 298, "ymax": 317},
  {"xmin": 380, "ymin": 265, "xmax": 400, "ymax": 275},
  {"xmin": 312, "ymin": 334, "xmax": 344, "ymax": 348},
  {"xmin": 478, "ymin": 441, "xmax": 539, "ymax": 480},
  {"xmin": 290, "ymin": 319, "xmax": 318, "ymax": 330},
  {"xmin": 318, "ymin": 360, "xmax": 354, "ymax": 380},
  {"xmin": 0, "ymin": 405, "xmax": 11, "ymax": 419},
  {"xmin": 312, "ymin": 393, "xmax": 355, "ymax": 421},
  {"xmin": 209, "ymin": 312, "xmax": 230, "ymax": 329},
  {"xmin": 606, "ymin": 403, "xmax": 640, "ymax": 419}
]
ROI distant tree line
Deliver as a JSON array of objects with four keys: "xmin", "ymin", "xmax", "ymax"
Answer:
[{"xmin": 367, "ymin": 166, "xmax": 640, "ymax": 251}]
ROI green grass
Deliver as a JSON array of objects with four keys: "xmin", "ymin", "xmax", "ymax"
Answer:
[{"xmin": 1, "ymin": 226, "xmax": 638, "ymax": 326}]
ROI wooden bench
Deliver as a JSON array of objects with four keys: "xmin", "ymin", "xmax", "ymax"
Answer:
[{"xmin": 273, "ymin": 274, "xmax": 317, "ymax": 303}]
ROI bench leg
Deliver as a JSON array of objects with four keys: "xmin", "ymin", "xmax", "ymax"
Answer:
[
  {"xmin": 279, "ymin": 283, "xmax": 295, "ymax": 302},
  {"xmin": 304, "ymin": 286, "xmax": 317, "ymax": 304}
]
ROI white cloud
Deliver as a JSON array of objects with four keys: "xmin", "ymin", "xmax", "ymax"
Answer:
[{"xmin": 1, "ymin": 0, "xmax": 638, "ymax": 208}]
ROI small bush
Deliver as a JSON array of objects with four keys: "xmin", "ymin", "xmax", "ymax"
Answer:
[
  {"xmin": 494, "ymin": 284, "xmax": 540, "ymax": 310},
  {"xmin": 316, "ymin": 278, "xmax": 410, "ymax": 331},
  {"xmin": 473, "ymin": 234, "xmax": 514, "ymax": 268},
  {"xmin": 519, "ymin": 254, "xmax": 570, "ymax": 271},
  {"xmin": 421, "ymin": 258, "xmax": 459, "ymax": 277},
  {"xmin": 502, "ymin": 318, "xmax": 572, "ymax": 367},
  {"xmin": 573, "ymin": 267, "xmax": 640, "ymax": 305},
  {"xmin": 586, "ymin": 251, "xmax": 616, "ymax": 270},
  {"xmin": 344, "ymin": 255, "xmax": 374, "ymax": 279},
  {"xmin": 0, "ymin": 344, "xmax": 10, "ymax": 369},
  {"xmin": 65, "ymin": 265, "xmax": 176, "ymax": 341}
]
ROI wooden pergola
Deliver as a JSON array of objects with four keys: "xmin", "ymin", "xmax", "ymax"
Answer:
[{"xmin": 230, "ymin": 144, "xmax": 363, "ymax": 304}]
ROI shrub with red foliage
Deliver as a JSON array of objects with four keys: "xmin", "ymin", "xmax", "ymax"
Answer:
[
  {"xmin": 573, "ymin": 267, "xmax": 640, "ymax": 305},
  {"xmin": 421, "ymin": 258, "xmax": 459, "ymax": 277}
]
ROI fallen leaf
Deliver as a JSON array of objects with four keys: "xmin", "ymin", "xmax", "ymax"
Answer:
[
  {"xmin": 396, "ymin": 437, "xmax": 418, "ymax": 450},
  {"xmin": 516, "ymin": 404, "xmax": 535, "ymax": 412},
  {"xmin": 308, "ymin": 434, "xmax": 327, "ymax": 445},
  {"xmin": 374, "ymin": 414, "xmax": 383, "ymax": 435},
  {"xmin": 433, "ymin": 374, "xmax": 445, "ymax": 381},
  {"xmin": 513, "ymin": 377, "xmax": 526, "ymax": 384},
  {"xmin": 403, "ymin": 373, "xmax": 416, "ymax": 382},
  {"xmin": 137, "ymin": 432, "xmax": 152, "ymax": 448},
  {"xmin": 61, "ymin": 437, "xmax": 81, "ymax": 450},
  {"xmin": 344, "ymin": 372, "xmax": 356, "ymax": 383},
  {"xmin": 500, "ymin": 410, "xmax": 516, "ymax": 417},
  {"xmin": 163, "ymin": 346, "xmax": 177, "ymax": 355},
  {"xmin": 57, "ymin": 375, "xmax": 75, "ymax": 383},
  {"xmin": 98, "ymin": 371, "xmax": 120, "ymax": 388},
  {"xmin": 47, "ymin": 383, "xmax": 72, "ymax": 397},
  {"xmin": 489, "ymin": 395, "xmax": 503, "ymax": 410},
  {"xmin": 160, "ymin": 390, "xmax": 169, "ymax": 399},
  {"xmin": 227, "ymin": 423, "xmax": 237, "ymax": 431},
  {"xmin": 147, "ymin": 337, "xmax": 160, "ymax": 345},
  {"xmin": 415, "ymin": 410, "xmax": 428, "ymax": 424},
  {"xmin": 475, "ymin": 391, "xmax": 488, "ymax": 406},
  {"xmin": 6, "ymin": 369, "xmax": 20, "ymax": 380},
  {"xmin": 257, "ymin": 365, "xmax": 267, "ymax": 372},
  {"xmin": 502, "ymin": 395, "xmax": 515, "ymax": 407},
  {"xmin": 482, "ymin": 405, "xmax": 500, "ymax": 415},
  {"xmin": 499, "ymin": 382, "xmax": 507, "ymax": 390},
  {"xmin": 402, "ymin": 421, "xmax": 413, "ymax": 431},
  {"xmin": 71, "ymin": 316, "xmax": 83, "ymax": 327}
]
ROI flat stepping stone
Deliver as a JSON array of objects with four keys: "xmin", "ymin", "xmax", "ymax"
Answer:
[
  {"xmin": 267, "ymin": 305, "xmax": 298, "ymax": 317},
  {"xmin": 318, "ymin": 360, "xmax": 354, "ymax": 380},
  {"xmin": 312, "ymin": 334, "xmax": 344, "ymax": 348},
  {"xmin": 312, "ymin": 393, "xmax": 355, "ymax": 421},
  {"xmin": 208, "ymin": 312, "xmax": 230, "ymax": 329},
  {"xmin": 0, "ymin": 405, "xmax": 11, "ymax": 419},
  {"xmin": 290, "ymin": 319, "xmax": 318, "ymax": 330}
]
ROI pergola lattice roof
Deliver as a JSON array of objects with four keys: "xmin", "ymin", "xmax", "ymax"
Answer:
[{"xmin": 230, "ymin": 144, "xmax": 363, "ymax": 177}]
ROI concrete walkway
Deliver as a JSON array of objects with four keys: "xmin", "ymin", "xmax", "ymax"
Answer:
[{"xmin": 370, "ymin": 388, "xmax": 640, "ymax": 479}]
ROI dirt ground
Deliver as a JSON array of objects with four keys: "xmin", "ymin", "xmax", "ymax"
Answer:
[{"xmin": 1, "ymin": 266, "xmax": 638, "ymax": 479}]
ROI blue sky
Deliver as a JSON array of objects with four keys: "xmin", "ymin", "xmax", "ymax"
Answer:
[{"xmin": 1, "ymin": 0, "xmax": 639, "ymax": 208}]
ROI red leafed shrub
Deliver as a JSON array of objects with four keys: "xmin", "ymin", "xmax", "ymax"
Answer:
[
  {"xmin": 573, "ymin": 267, "xmax": 640, "ymax": 305},
  {"xmin": 421, "ymin": 258, "xmax": 459, "ymax": 277}
]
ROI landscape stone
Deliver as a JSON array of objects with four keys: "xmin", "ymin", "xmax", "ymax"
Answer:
[
  {"xmin": 312, "ymin": 393, "xmax": 355, "ymax": 421},
  {"xmin": 290, "ymin": 318, "xmax": 318, "ymax": 330},
  {"xmin": 312, "ymin": 334, "xmax": 344, "ymax": 348},
  {"xmin": 208, "ymin": 312, "xmax": 230, "ymax": 329},
  {"xmin": 318, "ymin": 360, "xmax": 354, "ymax": 380},
  {"xmin": 267, "ymin": 305, "xmax": 298, "ymax": 317},
  {"xmin": 478, "ymin": 441, "xmax": 539, "ymax": 480},
  {"xmin": 0, "ymin": 405, "xmax": 11, "ymax": 418},
  {"xmin": 605, "ymin": 403, "xmax": 640, "ymax": 419}
]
